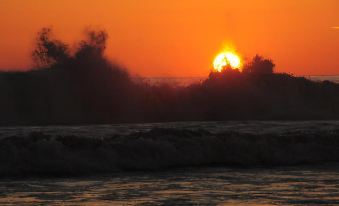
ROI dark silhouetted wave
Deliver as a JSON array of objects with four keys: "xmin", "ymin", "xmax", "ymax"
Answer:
[
  {"xmin": 1, "ymin": 28, "xmax": 339, "ymax": 125},
  {"xmin": 1, "ymin": 128, "xmax": 339, "ymax": 177}
]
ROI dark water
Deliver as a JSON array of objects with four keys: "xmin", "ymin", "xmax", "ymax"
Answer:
[
  {"xmin": 307, "ymin": 75, "xmax": 339, "ymax": 83},
  {"xmin": 1, "ymin": 167, "xmax": 339, "ymax": 205},
  {"xmin": 135, "ymin": 76, "xmax": 339, "ymax": 86},
  {"xmin": 2, "ymin": 121, "xmax": 339, "ymax": 139},
  {"xmin": 2, "ymin": 121, "xmax": 339, "ymax": 205}
]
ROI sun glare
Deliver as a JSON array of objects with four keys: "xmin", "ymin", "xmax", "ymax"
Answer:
[{"xmin": 213, "ymin": 52, "xmax": 242, "ymax": 72}]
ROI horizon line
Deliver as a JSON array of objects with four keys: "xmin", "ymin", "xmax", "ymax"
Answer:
[{"xmin": 135, "ymin": 74, "xmax": 339, "ymax": 78}]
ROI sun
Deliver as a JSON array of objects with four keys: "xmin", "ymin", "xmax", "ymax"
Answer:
[{"xmin": 213, "ymin": 52, "xmax": 242, "ymax": 72}]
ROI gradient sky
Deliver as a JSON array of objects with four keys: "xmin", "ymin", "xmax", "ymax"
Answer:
[{"xmin": 0, "ymin": 0, "xmax": 338, "ymax": 76}]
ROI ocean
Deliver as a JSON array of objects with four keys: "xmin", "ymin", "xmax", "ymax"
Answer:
[
  {"xmin": 135, "ymin": 75, "xmax": 339, "ymax": 86},
  {"xmin": 1, "ymin": 166, "xmax": 339, "ymax": 205},
  {"xmin": 1, "ymin": 121, "xmax": 339, "ymax": 205}
]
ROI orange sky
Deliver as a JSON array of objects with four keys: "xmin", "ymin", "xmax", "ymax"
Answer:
[{"xmin": 0, "ymin": 0, "xmax": 338, "ymax": 76}]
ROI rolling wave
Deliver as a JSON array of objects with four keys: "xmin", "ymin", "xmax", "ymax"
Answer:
[{"xmin": 1, "ymin": 128, "xmax": 339, "ymax": 177}]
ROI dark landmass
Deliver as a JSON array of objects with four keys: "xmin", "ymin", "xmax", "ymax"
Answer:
[
  {"xmin": 1, "ymin": 128, "xmax": 339, "ymax": 177},
  {"xmin": 1, "ymin": 28, "xmax": 339, "ymax": 126}
]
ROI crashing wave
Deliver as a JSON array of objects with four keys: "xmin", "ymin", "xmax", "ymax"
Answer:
[{"xmin": 1, "ymin": 128, "xmax": 339, "ymax": 177}]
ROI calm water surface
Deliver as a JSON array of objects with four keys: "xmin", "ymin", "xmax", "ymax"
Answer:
[{"xmin": 1, "ymin": 167, "xmax": 339, "ymax": 206}]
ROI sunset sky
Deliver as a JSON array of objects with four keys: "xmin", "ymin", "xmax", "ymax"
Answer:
[{"xmin": 0, "ymin": 0, "xmax": 338, "ymax": 76}]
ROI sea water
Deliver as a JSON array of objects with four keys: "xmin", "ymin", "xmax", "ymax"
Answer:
[
  {"xmin": 1, "ymin": 121, "xmax": 339, "ymax": 205},
  {"xmin": 1, "ymin": 166, "xmax": 339, "ymax": 205},
  {"xmin": 134, "ymin": 76, "xmax": 339, "ymax": 86}
]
